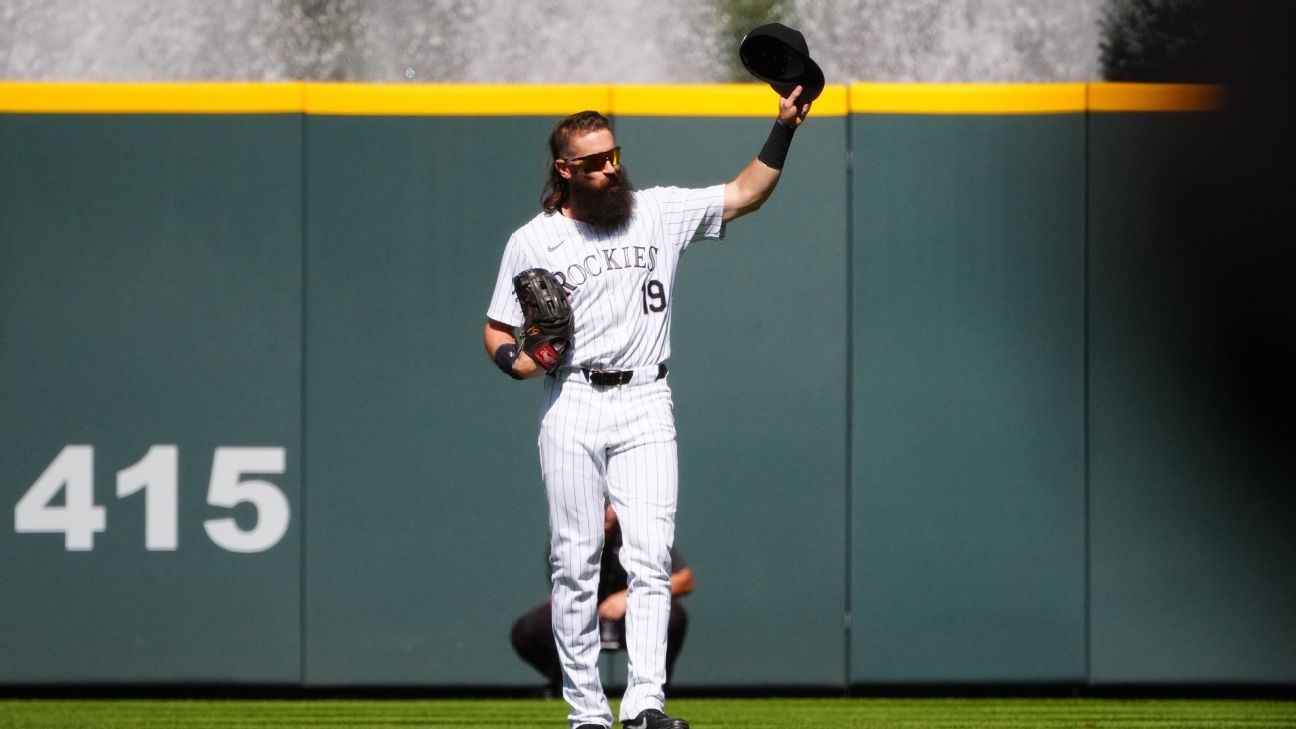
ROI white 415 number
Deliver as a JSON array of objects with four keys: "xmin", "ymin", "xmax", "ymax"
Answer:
[{"xmin": 13, "ymin": 445, "xmax": 289, "ymax": 553}]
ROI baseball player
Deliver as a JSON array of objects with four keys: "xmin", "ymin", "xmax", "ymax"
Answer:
[
  {"xmin": 510, "ymin": 504, "xmax": 694, "ymax": 696},
  {"xmin": 484, "ymin": 86, "xmax": 812, "ymax": 729}
]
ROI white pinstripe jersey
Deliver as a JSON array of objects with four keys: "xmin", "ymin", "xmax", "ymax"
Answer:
[{"xmin": 487, "ymin": 184, "xmax": 726, "ymax": 369}]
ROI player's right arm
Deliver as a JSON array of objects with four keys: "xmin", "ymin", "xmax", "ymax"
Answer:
[
  {"xmin": 485, "ymin": 236, "xmax": 547, "ymax": 380},
  {"xmin": 484, "ymin": 319, "xmax": 545, "ymax": 379}
]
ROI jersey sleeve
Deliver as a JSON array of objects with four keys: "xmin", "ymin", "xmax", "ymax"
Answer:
[
  {"xmin": 485, "ymin": 235, "xmax": 528, "ymax": 327},
  {"xmin": 652, "ymin": 184, "xmax": 727, "ymax": 251}
]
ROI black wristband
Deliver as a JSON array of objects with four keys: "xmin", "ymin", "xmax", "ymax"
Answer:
[
  {"xmin": 493, "ymin": 343, "xmax": 523, "ymax": 380},
  {"xmin": 757, "ymin": 120, "xmax": 796, "ymax": 170}
]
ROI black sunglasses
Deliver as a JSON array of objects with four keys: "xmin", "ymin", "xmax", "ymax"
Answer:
[{"xmin": 563, "ymin": 146, "xmax": 621, "ymax": 172}]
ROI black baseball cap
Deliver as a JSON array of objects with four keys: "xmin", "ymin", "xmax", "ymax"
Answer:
[{"xmin": 739, "ymin": 22, "xmax": 825, "ymax": 104}]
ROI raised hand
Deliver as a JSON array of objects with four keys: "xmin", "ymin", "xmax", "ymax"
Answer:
[{"xmin": 778, "ymin": 85, "xmax": 812, "ymax": 128}]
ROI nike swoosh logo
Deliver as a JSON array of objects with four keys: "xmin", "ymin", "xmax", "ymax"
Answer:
[
  {"xmin": 547, "ymin": 239, "xmax": 567, "ymax": 251},
  {"xmin": 624, "ymin": 721, "xmax": 647, "ymax": 729}
]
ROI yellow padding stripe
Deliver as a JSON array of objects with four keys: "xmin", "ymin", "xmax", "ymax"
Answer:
[
  {"xmin": 612, "ymin": 84, "xmax": 848, "ymax": 117},
  {"xmin": 1, "ymin": 81, "xmax": 1223, "ymax": 115},
  {"xmin": 0, "ymin": 81, "xmax": 304, "ymax": 113},
  {"xmin": 1088, "ymin": 82, "xmax": 1223, "ymax": 112},
  {"xmin": 304, "ymin": 83, "xmax": 612, "ymax": 116},
  {"xmin": 852, "ymin": 83, "xmax": 1088, "ymax": 114}
]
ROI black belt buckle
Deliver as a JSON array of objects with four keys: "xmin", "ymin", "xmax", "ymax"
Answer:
[
  {"xmin": 584, "ymin": 368, "xmax": 632, "ymax": 387},
  {"xmin": 582, "ymin": 364, "xmax": 666, "ymax": 387}
]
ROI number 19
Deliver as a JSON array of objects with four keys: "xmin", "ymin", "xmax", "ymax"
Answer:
[{"xmin": 641, "ymin": 279, "xmax": 666, "ymax": 314}]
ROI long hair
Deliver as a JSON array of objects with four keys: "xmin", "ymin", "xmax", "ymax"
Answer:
[{"xmin": 541, "ymin": 110, "xmax": 612, "ymax": 214}]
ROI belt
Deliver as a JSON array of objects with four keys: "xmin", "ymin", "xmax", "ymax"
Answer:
[{"xmin": 555, "ymin": 363, "xmax": 668, "ymax": 387}]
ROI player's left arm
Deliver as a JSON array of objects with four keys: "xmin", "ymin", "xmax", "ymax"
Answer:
[
  {"xmin": 670, "ymin": 566, "xmax": 695, "ymax": 598},
  {"xmin": 597, "ymin": 566, "xmax": 695, "ymax": 621},
  {"xmin": 722, "ymin": 85, "xmax": 812, "ymax": 223}
]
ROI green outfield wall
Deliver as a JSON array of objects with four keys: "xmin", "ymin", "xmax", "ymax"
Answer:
[
  {"xmin": 1, "ymin": 82, "xmax": 1290, "ymax": 689},
  {"xmin": 849, "ymin": 108, "xmax": 1087, "ymax": 684}
]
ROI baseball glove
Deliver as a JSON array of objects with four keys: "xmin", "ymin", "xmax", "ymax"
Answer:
[{"xmin": 512, "ymin": 268, "xmax": 573, "ymax": 373}]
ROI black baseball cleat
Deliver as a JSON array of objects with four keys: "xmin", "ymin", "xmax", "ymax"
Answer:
[
  {"xmin": 622, "ymin": 709, "xmax": 689, "ymax": 729},
  {"xmin": 575, "ymin": 725, "xmax": 607, "ymax": 729}
]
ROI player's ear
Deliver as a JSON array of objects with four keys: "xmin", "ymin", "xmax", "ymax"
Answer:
[{"xmin": 556, "ymin": 159, "xmax": 574, "ymax": 180}]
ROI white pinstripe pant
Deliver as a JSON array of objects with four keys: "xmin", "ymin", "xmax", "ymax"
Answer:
[{"xmin": 539, "ymin": 372, "xmax": 678, "ymax": 729}]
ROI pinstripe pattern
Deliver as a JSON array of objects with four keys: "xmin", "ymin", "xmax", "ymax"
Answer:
[
  {"xmin": 489, "ymin": 185, "xmax": 724, "ymax": 729},
  {"xmin": 487, "ymin": 185, "xmax": 726, "ymax": 369}
]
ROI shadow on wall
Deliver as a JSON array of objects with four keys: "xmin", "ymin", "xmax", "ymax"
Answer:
[
  {"xmin": 1208, "ymin": 3, "xmax": 1296, "ymax": 437},
  {"xmin": 1106, "ymin": 1, "xmax": 1295, "ymax": 467}
]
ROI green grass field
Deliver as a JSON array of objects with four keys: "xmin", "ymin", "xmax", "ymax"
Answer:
[{"xmin": 2, "ymin": 697, "xmax": 1295, "ymax": 729}]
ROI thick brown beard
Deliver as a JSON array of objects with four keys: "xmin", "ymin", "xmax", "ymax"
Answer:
[{"xmin": 568, "ymin": 166, "xmax": 635, "ymax": 229}]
